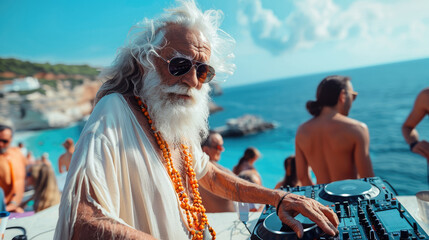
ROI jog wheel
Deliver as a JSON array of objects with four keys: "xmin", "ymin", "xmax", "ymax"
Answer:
[
  {"xmin": 252, "ymin": 212, "xmax": 324, "ymax": 240},
  {"xmin": 319, "ymin": 179, "xmax": 380, "ymax": 202}
]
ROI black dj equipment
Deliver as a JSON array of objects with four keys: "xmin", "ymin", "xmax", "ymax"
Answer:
[{"xmin": 251, "ymin": 177, "xmax": 429, "ymax": 240}]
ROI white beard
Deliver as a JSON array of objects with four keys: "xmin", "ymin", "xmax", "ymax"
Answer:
[{"xmin": 138, "ymin": 69, "xmax": 210, "ymax": 148}]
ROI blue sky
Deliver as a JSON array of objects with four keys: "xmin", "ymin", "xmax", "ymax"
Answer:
[{"xmin": 1, "ymin": 0, "xmax": 429, "ymax": 87}]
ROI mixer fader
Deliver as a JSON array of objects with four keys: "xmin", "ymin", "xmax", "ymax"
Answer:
[{"xmin": 251, "ymin": 177, "xmax": 429, "ymax": 240}]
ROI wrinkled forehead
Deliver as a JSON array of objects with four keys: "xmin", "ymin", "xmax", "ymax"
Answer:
[{"xmin": 162, "ymin": 24, "xmax": 211, "ymax": 61}]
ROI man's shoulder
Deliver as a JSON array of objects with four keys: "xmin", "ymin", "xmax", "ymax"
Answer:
[
  {"xmin": 417, "ymin": 88, "xmax": 429, "ymax": 110},
  {"xmin": 297, "ymin": 119, "xmax": 315, "ymax": 134},
  {"xmin": 58, "ymin": 153, "xmax": 66, "ymax": 161},
  {"xmin": 345, "ymin": 117, "xmax": 367, "ymax": 129},
  {"xmin": 6, "ymin": 147, "xmax": 26, "ymax": 167},
  {"xmin": 420, "ymin": 87, "xmax": 429, "ymax": 95},
  {"xmin": 88, "ymin": 93, "xmax": 130, "ymax": 125},
  {"xmin": 7, "ymin": 147, "xmax": 24, "ymax": 157},
  {"xmin": 96, "ymin": 93, "xmax": 126, "ymax": 109}
]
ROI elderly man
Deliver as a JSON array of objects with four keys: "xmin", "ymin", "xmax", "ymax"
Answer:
[
  {"xmin": 402, "ymin": 87, "xmax": 429, "ymax": 161},
  {"xmin": 0, "ymin": 121, "xmax": 26, "ymax": 213},
  {"xmin": 199, "ymin": 131, "xmax": 235, "ymax": 212},
  {"xmin": 296, "ymin": 75, "xmax": 375, "ymax": 185},
  {"xmin": 55, "ymin": 1, "xmax": 339, "ymax": 239}
]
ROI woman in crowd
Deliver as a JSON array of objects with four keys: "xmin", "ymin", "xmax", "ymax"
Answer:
[
  {"xmin": 21, "ymin": 163, "xmax": 60, "ymax": 212},
  {"xmin": 233, "ymin": 147, "xmax": 262, "ymax": 184},
  {"xmin": 275, "ymin": 155, "xmax": 301, "ymax": 189}
]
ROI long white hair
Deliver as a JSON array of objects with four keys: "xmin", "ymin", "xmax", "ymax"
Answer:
[{"xmin": 95, "ymin": 0, "xmax": 236, "ymax": 104}]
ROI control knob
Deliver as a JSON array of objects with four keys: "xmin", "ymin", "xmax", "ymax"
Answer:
[{"xmin": 400, "ymin": 229, "xmax": 409, "ymax": 239}]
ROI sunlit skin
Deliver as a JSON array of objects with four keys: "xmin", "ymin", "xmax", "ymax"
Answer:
[
  {"xmin": 200, "ymin": 132, "xmax": 235, "ymax": 213},
  {"xmin": 296, "ymin": 81, "xmax": 375, "ymax": 185},
  {"xmin": 402, "ymin": 88, "xmax": 429, "ymax": 161},
  {"xmin": 0, "ymin": 128, "xmax": 26, "ymax": 213},
  {"xmin": 58, "ymin": 141, "xmax": 75, "ymax": 173}
]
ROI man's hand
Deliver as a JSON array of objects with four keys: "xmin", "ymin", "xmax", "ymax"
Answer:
[
  {"xmin": 412, "ymin": 140, "xmax": 429, "ymax": 159},
  {"xmin": 277, "ymin": 193, "xmax": 339, "ymax": 238}
]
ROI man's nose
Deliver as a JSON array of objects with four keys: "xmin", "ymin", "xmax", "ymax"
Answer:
[{"xmin": 181, "ymin": 67, "xmax": 201, "ymax": 89}]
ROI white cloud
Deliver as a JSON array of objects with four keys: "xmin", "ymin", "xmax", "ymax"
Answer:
[{"xmin": 238, "ymin": 0, "xmax": 429, "ymax": 56}]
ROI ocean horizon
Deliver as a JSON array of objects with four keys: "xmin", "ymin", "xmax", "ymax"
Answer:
[{"xmin": 13, "ymin": 57, "xmax": 429, "ymax": 195}]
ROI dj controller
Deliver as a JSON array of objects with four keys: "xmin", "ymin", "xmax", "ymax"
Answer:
[{"xmin": 251, "ymin": 177, "xmax": 429, "ymax": 240}]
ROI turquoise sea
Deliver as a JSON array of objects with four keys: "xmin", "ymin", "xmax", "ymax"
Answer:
[{"xmin": 13, "ymin": 58, "xmax": 429, "ymax": 195}]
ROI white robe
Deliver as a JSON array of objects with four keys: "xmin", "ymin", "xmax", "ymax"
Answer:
[{"xmin": 54, "ymin": 93, "xmax": 209, "ymax": 240}]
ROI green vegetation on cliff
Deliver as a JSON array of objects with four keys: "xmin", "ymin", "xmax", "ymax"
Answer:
[{"xmin": 0, "ymin": 58, "xmax": 99, "ymax": 78}]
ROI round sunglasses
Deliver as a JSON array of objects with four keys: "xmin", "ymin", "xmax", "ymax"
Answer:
[{"xmin": 158, "ymin": 55, "xmax": 215, "ymax": 83}]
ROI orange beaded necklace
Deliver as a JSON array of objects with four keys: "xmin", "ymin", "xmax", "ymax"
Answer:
[{"xmin": 135, "ymin": 96, "xmax": 216, "ymax": 240}]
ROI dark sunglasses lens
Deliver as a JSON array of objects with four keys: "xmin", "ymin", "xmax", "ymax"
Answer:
[
  {"xmin": 197, "ymin": 64, "xmax": 215, "ymax": 83},
  {"xmin": 168, "ymin": 58, "xmax": 192, "ymax": 76},
  {"xmin": 0, "ymin": 139, "xmax": 9, "ymax": 144}
]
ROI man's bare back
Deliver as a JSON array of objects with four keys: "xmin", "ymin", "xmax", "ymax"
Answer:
[
  {"xmin": 296, "ymin": 75, "xmax": 374, "ymax": 185},
  {"xmin": 58, "ymin": 138, "xmax": 74, "ymax": 173},
  {"xmin": 58, "ymin": 152, "xmax": 72, "ymax": 173},
  {"xmin": 0, "ymin": 147, "xmax": 26, "ymax": 211},
  {"xmin": 296, "ymin": 113, "xmax": 373, "ymax": 184}
]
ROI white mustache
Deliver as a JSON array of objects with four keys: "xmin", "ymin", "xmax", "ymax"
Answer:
[{"xmin": 162, "ymin": 84, "xmax": 198, "ymax": 97}]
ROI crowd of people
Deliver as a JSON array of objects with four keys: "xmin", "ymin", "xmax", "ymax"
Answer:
[
  {"xmin": 0, "ymin": 1, "xmax": 428, "ymax": 239},
  {"xmin": 0, "ymin": 122, "xmax": 74, "ymax": 213}
]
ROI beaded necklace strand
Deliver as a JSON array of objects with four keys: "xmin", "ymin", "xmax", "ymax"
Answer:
[{"xmin": 135, "ymin": 96, "xmax": 216, "ymax": 240}]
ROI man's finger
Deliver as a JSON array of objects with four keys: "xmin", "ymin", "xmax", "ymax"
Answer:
[
  {"xmin": 299, "ymin": 205, "xmax": 338, "ymax": 236},
  {"xmin": 280, "ymin": 213, "xmax": 304, "ymax": 239},
  {"xmin": 319, "ymin": 205, "xmax": 339, "ymax": 227},
  {"xmin": 312, "ymin": 204, "xmax": 339, "ymax": 235}
]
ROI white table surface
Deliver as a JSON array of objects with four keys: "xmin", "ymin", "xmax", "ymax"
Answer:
[{"xmin": 3, "ymin": 196, "xmax": 428, "ymax": 240}]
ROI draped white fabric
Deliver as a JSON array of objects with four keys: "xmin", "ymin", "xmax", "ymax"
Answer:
[{"xmin": 54, "ymin": 93, "xmax": 209, "ymax": 240}]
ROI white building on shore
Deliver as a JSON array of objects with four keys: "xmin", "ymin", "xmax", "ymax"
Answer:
[{"xmin": 2, "ymin": 76, "xmax": 40, "ymax": 92}]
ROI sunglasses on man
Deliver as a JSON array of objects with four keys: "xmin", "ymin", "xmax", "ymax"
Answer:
[
  {"xmin": 158, "ymin": 55, "xmax": 215, "ymax": 84},
  {"xmin": 350, "ymin": 90, "xmax": 358, "ymax": 101},
  {"xmin": 0, "ymin": 139, "xmax": 10, "ymax": 144},
  {"xmin": 209, "ymin": 144, "xmax": 224, "ymax": 151}
]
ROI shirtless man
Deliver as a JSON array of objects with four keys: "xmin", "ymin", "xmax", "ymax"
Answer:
[
  {"xmin": 199, "ymin": 131, "xmax": 235, "ymax": 212},
  {"xmin": 295, "ymin": 75, "xmax": 375, "ymax": 185},
  {"xmin": 58, "ymin": 138, "xmax": 74, "ymax": 173},
  {"xmin": 402, "ymin": 88, "xmax": 429, "ymax": 161},
  {"xmin": 0, "ymin": 122, "xmax": 26, "ymax": 212}
]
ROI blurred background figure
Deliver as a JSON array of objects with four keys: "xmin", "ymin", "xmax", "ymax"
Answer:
[
  {"xmin": 402, "ymin": 87, "xmax": 429, "ymax": 161},
  {"xmin": 402, "ymin": 87, "xmax": 429, "ymax": 183},
  {"xmin": 237, "ymin": 170, "xmax": 263, "ymax": 212},
  {"xmin": 275, "ymin": 155, "xmax": 301, "ymax": 189},
  {"xmin": 21, "ymin": 163, "xmax": 60, "ymax": 212},
  {"xmin": 233, "ymin": 147, "xmax": 262, "ymax": 184},
  {"xmin": 238, "ymin": 169, "xmax": 262, "ymax": 186},
  {"xmin": 296, "ymin": 75, "xmax": 374, "ymax": 185},
  {"xmin": 39, "ymin": 153, "xmax": 51, "ymax": 167},
  {"xmin": 58, "ymin": 138, "xmax": 75, "ymax": 173},
  {"xmin": 199, "ymin": 131, "xmax": 235, "ymax": 212},
  {"xmin": 26, "ymin": 151, "xmax": 36, "ymax": 166},
  {"xmin": 0, "ymin": 120, "xmax": 26, "ymax": 213},
  {"xmin": 18, "ymin": 142, "xmax": 27, "ymax": 156}
]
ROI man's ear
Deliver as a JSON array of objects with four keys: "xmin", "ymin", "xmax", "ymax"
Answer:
[
  {"xmin": 338, "ymin": 89, "xmax": 346, "ymax": 103},
  {"xmin": 202, "ymin": 146, "xmax": 209, "ymax": 153}
]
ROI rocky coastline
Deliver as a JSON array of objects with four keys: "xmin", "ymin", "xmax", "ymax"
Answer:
[{"xmin": 0, "ymin": 79, "xmax": 101, "ymax": 131}]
